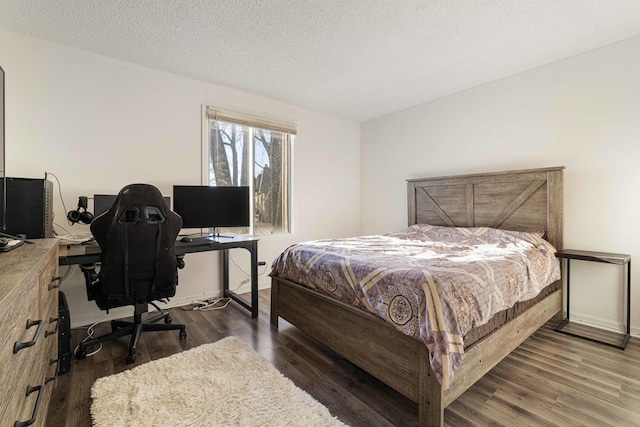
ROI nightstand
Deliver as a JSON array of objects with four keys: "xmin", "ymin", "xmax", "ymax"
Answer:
[{"xmin": 555, "ymin": 249, "xmax": 631, "ymax": 349}]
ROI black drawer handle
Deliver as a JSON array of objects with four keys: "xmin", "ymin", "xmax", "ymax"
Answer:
[
  {"xmin": 13, "ymin": 319, "xmax": 44, "ymax": 354},
  {"xmin": 48, "ymin": 276, "xmax": 62, "ymax": 291},
  {"xmin": 46, "ymin": 358, "xmax": 60, "ymax": 383},
  {"xmin": 14, "ymin": 384, "xmax": 43, "ymax": 427},
  {"xmin": 45, "ymin": 317, "xmax": 59, "ymax": 337}
]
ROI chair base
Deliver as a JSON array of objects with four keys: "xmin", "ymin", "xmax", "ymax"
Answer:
[{"xmin": 75, "ymin": 306, "xmax": 186, "ymax": 364}]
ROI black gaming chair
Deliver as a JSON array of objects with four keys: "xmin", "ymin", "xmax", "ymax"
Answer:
[{"xmin": 75, "ymin": 184, "xmax": 186, "ymax": 364}]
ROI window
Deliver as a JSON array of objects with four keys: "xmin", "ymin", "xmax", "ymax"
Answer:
[{"xmin": 204, "ymin": 107, "xmax": 294, "ymax": 236}]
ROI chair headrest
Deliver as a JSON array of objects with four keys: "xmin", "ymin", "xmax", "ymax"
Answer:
[{"xmin": 90, "ymin": 183, "xmax": 182, "ymax": 236}]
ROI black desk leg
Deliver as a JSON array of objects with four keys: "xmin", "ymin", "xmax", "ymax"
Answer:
[
  {"xmin": 222, "ymin": 248, "xmax": 229, "ymax": 295},
  {"xmin": 250, "ymin": 240, "xmax": 259, "ymax": 318},
  {"xmin": 566, "ymin": 258, "xmax": 571, "ymax": 320},
  {"xmin": 628, "ymin": 260, "xmax": 631, "ymax": 335},
  {"xmin": 622, "ymin": 260, "xmax": 631, "ymax": 348},
  {"xmin": 556, "ymin": 258, "xmax": 571, "ymax": 331},
  {"xmin": 222, "ymin": 246, "xmax": 259, "ymax": 319}
]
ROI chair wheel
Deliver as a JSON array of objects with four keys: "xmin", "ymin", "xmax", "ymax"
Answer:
[
  {"xmin": 125, "ymin": 351, "xmax": 136, "ymax": 364},
  {"xmin": 74, "ymin": 347, "xmax": 87, "ymax": 359},
  {"xmin": 179, "ymin": 329, "xmax": 187, "ymax": 339},
  {"xmin": 164, "ymin": 315, "xmax": 172, "ymax": 324}
]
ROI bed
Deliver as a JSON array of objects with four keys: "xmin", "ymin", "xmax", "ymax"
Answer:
[{"xmin": 270, "ymin": 166, "xmax": 564, "ymax": 426}]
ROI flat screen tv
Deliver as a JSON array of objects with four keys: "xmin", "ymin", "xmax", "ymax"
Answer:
[{"xmin": 173, "ymin": 186, "xmax": 250, "ymax": 229}]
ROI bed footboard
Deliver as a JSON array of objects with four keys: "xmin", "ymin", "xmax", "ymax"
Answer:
[{"xmin": 271, "ymin": 276, "xmax": 423, "ymax": 401}]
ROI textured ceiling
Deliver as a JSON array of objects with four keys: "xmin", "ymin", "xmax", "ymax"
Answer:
[{"xmin": 1, "ymin": 0, "xmax": 640, "ymax": 122}]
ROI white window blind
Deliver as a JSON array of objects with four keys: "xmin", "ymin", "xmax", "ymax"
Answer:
[{"xmin": 206, "ymin": 107, "xmax": 297, "ymax": 135}]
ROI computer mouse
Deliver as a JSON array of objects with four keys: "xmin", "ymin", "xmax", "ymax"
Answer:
[{"xmin": 180, "ymin": 236, "xmax": 192, "ymax": 243}]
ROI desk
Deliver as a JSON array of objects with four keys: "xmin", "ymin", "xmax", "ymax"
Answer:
[{"xmin": 58, "ymin": 236, "xmax": 259, "ymax": 318}]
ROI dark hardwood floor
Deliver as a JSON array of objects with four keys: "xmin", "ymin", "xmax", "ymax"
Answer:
[{"xmin": 46, "ymin": 290, "xmax": 640, "ymax": 426}]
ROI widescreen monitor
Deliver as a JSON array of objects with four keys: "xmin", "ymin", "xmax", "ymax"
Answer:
[
  {"xmin": 93, "ymin": 194, "xmax": 170, "ymax": 218},
  {"xmin": 172, "ymin": 186, "xmax": 250, "ymax": 229}
]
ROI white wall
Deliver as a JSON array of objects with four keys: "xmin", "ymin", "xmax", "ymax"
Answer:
[
  {"xmin": 0, "ymin": 28, "xmax": 361, "ymax": 327},
  {"xmin": 361, "ymin": 35, "xmax": 640, "ymax": 337}
]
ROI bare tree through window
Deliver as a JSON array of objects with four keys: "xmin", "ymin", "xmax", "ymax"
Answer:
[{"xmin": 208, "ymin": 117, "xmax": 291, "ymax": 235}]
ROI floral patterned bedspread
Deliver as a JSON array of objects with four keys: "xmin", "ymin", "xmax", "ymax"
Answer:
[{"xmin": 270, "ymin": 224, "xmax": 560, "ymax": 388}]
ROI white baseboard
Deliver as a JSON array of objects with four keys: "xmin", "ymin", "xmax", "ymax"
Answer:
[{"xmin": 566, "ymin": 310, "xmax": 639, "ymax": 338}]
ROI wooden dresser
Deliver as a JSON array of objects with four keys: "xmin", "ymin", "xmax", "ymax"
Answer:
[{"xmin": 0, "ymin": 239, "xmax": 59, "ymax": 427}]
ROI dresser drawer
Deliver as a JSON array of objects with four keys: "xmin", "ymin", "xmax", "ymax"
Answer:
[
  {"xmin": 9, "ymin": 337, "xmax": 58, "ymax": 427},
  {"xmin": 7, "ymin": 349, "xmax": 49, "ymax": 427},
  {"xmin": 0, "ymin": 240, "xmax": 59, "ymax": 427},
  {"xmin": 0, "ymin": 280, "xmax": 39, "ymax": 416},
  {"xmin": 40, "ymin": 331, "xmax": 60, "ymax": 427},
  {"xmin": 38, "ymin": 253, "xmax": 60, "ymax": 318},
  {"xmin": 1, "ymin": 315, "xmax": 50, "ymax": 426}
]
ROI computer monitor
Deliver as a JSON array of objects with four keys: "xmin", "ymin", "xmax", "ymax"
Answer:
[
  {"xmin": 94, "ymin": 194, "xmax": 170, "ymax": 218},
  {"xmin": 172, "ymin": 186, "xmax": 250, "ymax": 229}
]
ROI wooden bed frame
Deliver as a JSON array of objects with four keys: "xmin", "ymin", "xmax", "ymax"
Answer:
[{"xmin": 270, "ymin": 166, "xmax": 564, "ymax": 426}]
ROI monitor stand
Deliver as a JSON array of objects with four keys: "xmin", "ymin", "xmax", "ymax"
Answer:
[
  {"xmin": 179, "ymin": 233, "xmax": 218, "ymax": 243},
  {"xmin": 212, "ymin": 228, "xmax": 234, "ymax": 239}
]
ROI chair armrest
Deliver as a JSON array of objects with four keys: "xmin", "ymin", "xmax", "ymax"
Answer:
[{"xmin": 176, "ymin": 255, "xmax": 185, "ymax": 269}]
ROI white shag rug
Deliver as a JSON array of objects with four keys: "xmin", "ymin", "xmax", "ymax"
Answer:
[{"xmin": 91, "ymin": 336, "xmax": 347, "ymax": 427}]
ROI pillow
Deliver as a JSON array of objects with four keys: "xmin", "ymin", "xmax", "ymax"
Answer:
[{"xmin": 389, "ymin": 224, "xmax": 546, "ymax": 247}]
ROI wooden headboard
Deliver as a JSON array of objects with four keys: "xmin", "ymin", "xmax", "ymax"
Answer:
[{"xmin": 407, "ymin": 167, "xmax": 564, "ymax": 250}]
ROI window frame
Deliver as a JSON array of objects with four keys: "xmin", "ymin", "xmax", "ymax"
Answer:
[{"xmin": 201, "ymin": 106, "xmax": 294, "ymax": 238}]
